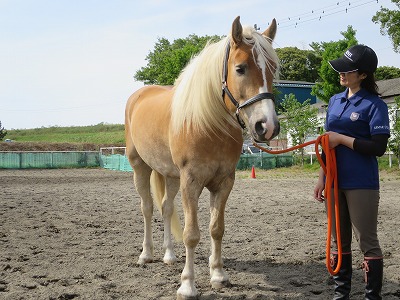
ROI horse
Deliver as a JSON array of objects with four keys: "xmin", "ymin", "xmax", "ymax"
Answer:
[{"xmin": 125, "ymin": 16, "xmax": 280, "ymax": 299}]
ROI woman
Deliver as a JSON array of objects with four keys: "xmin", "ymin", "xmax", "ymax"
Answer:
[{"xmin": 313, "ymin": 44, "xmax": 390, "ymax": 300}]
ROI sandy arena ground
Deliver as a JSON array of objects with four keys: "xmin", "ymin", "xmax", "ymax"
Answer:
[{"xmin": 1, "ymin": 168, "xmax": 399, "ymax": 299}]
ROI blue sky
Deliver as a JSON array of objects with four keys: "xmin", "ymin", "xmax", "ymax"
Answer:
[{"xmin": 1, "ymin": 0, "xmax": 399, "ymax": 129}]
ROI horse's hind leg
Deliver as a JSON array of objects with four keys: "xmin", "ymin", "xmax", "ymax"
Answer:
[
  {"xmin": 208, "ymin": 174, "xmax": 234, "ymax": 289},
  {"xmin": 133, "ymin": 163, "xmax": 154, "ymax": 264},
  {"xmin": 162, "ymin": 177, "xmax": 181, "ymax": 264}
]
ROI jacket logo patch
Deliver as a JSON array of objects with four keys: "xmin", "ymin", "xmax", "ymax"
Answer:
[{"xmin": 350, "ymin": 112, "xmax": 359, "ymax": 121}]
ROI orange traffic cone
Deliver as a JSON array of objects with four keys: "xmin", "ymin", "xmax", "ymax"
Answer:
[{"xmin": 251, "ymin": 165, "xmax": 256, "ymax": 179}]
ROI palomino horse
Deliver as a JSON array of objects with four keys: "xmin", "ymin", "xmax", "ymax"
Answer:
[{"xmin": 125, "ymin": 16, "xmax": 280, "ymax": 299}]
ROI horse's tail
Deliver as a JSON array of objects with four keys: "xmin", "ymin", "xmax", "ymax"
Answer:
[{"xmin": 150, "ymin": 171, "xmax": 183, "ymax": 242}]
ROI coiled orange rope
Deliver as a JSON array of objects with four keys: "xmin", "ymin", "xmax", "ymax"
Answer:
[{"xmin": 253, "ymin": 134, "xmax": 342, "ymax": 275}]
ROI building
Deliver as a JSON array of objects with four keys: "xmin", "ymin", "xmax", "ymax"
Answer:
[
  {"xmin": 273, "ymin": 80, "xmax": 317, "ymax": 105},
  {"xmin": 268, "ymin": 80, "xmax": 319, "ymax": 149},
  {"xmin": 377, "ymin": 77, "xmax": 400, "ymax": 105}
]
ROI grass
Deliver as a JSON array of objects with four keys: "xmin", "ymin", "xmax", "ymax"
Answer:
[{"xmin": 6, "ymin": 123, "xmax": 125, "ymax": 144}]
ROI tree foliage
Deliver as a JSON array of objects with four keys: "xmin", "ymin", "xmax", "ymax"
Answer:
[
  {"xmin": 375, "ymin": 65, "xmax": 400, "ymax": 80},
  {"xmin": 372, "ymin": 0, "xmax": 400, "ymax": 53},
  {"xmin": 134, "ymin": 34, "xmax": 223, "ymax": 85},
  {"xmin": 310, "ymin": 26, "xmax": 358, "ymax": 103},
  {"xmin": 278, "ymin": 94, "xmax": 319, "ymax": 165},
  {"xmin": 0, "ymin": 121, "xmax": 7, "ymax": 141},
  {"xmin": 275, "ymin": 47, "xmax": 321, "ymax": 82}
]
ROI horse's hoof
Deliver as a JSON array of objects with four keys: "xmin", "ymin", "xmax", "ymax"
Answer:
[
  {"xmin": 177, "ymin": 284, "xmax": 198, "ymax": 300},
  {"xmin": 163, "ymin": 250, "xmax": 177, "ymax": 265},
  {"xmin": 137, "ymin": 256, "xmax": 153, "ymax": 265},
  {"xmin": 176, "ymin": 293, "xmax": 199, "ymax": 300},
  {"xmin": 210, "ymin": 279, "xmax": 231, "ymax": 289},
  {"xmin": 163, "ymin": 256, "xmax": 177, "ymax": 265}
]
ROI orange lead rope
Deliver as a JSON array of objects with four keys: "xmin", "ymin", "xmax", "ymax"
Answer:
[{"xmin": 253, "ymin": 134, "xmax": 342, "ymax": 275}]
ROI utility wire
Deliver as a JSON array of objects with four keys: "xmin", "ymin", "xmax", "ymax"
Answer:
[
  {"xmin": 277, "ymin": 0, "xmax": 373, "ymax": 25},
  {"xmin": 257, "ymin": 0, "xmax": 384, "ymax": 30},
  {"xmin": 281, "ymin": 0, "xmax": 379, "ymax": 29}
]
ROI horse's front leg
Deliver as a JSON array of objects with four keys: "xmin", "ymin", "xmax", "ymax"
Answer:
[
  {"xmin": 208, "ymin": 174, "xmax": 234, "ymax": 289},
  {"xmin": 177, "ymin": 176, "xmax": 202, "ymax": 300}
]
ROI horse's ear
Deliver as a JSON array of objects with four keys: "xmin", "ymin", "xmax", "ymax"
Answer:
[
  {"xmin": 262, "ymin": 18, "xmax": 277, "ymax": 42},
  {"xmin": 231, "ymin": 16, "xmax": 243, "ymax": 46}
]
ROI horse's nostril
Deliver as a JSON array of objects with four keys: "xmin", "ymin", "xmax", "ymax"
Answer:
[{"xmin": 255, "ymin": 121, "xmax": 267, "ymax": 136}]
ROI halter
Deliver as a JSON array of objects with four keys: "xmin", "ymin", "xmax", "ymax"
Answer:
[{"xmin": 221, "ymin": 40, "xmax": 275, "ymax": 129}]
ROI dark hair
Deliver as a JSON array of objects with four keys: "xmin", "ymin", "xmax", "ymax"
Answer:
[{"xmin": 359, "ymin": 71, "xmax": 379, "ymax": 95}]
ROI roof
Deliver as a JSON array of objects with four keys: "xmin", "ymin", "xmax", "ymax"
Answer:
[
  {"xmin": 376, "ymin": 78, "xmax": 400, "ymax": 103},
  {"xmin": 273, "ymin": 80, "xmax": 315, "ymax": 88}
]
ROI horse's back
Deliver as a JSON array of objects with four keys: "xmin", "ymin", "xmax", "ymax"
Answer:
[
  {"xmin": 125, "ymin": 85, "xmax": 173, "ymax": 138},
  {"xmin": 125, "ymin": 85, "xmax": 173, "ymax": 114}
]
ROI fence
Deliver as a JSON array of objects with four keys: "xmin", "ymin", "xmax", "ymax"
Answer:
[
  {"xmin": 99, "ymin": 148, "xmax": 293, "ymax": 171},
  {"xmin": 99, "ymin": 154, "xmax": 133, "ymax": 172},
  {"xmin": 236, "ymin": 152, "xmax": 293, "ymax": 170},
  {"xmin": 0, "ymin": 151, "xmax": 100, "ymax": 169},
  {"xmin": 0, "ymin": 149, "xmax": 293, "ymax": 171}
]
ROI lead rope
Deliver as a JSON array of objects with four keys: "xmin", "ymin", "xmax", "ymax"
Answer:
[{"xmin": 253, "ymin": 134, "xmax": 342, "ymax": 275}]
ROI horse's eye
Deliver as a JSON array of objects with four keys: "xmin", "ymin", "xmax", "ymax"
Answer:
[{"xmin": 235, "ymin": 65, "xmax": 245, "ymax": 75}]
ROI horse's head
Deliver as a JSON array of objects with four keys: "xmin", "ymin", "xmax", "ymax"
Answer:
[{"xmin": 223, "ymin": 16, "xmax": 280, "ymax": 142}]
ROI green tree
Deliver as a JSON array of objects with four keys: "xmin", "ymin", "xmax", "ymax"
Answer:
[
  {"xmin": 278, "ymin": 93, "xmax": 319, "ymax": 165},
  {"xmin": 375, "ymin": 66, "xmax": 400, "ymax": 80},
  {"xmin": 372, "ymin": 0, "xmax": 400, "ymax": 53},
  {"xmin": 0, "ymin": 121, "xmax": 7, "ymax": 141},
  {"xmin": 275, "ymin": 47, "xmax": 321, "ymax": 82},
  {"xmin": 134, "ymin": 34, "xmax": 223, "ymax": 85},
  {"xmin": 310, "ymin": 26, "xmax": 358, "ymax": 103},
  {"xmin": 388, "ymin": 96, "xmax": 400, "ymax": 167}
]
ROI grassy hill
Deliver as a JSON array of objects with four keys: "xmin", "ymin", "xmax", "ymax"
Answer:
[{"xmin": 1, "ymin": 123, "xmax": 125, "ymax": 151}]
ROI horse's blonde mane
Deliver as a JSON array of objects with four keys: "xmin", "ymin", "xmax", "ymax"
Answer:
[{"xmin": 171, "ymin": 25, "xmax": 279, "ymax": 136}]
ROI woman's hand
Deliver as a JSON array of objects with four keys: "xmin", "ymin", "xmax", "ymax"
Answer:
[
  {"xmin": 314, "ymin": 182, "xmax": 325, "ymax": 203},
  {"xmin": 325, "ymin": 131, "xmax": 355, "ymax": 150},
  {"xmin": 313, "ymin": 167, "xmax": 325, "ymax": 203}
]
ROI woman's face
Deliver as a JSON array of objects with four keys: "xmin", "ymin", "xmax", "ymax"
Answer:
[{"xmin": 339, "ymin": 71, "xmax": 366, "ymax": 89}]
